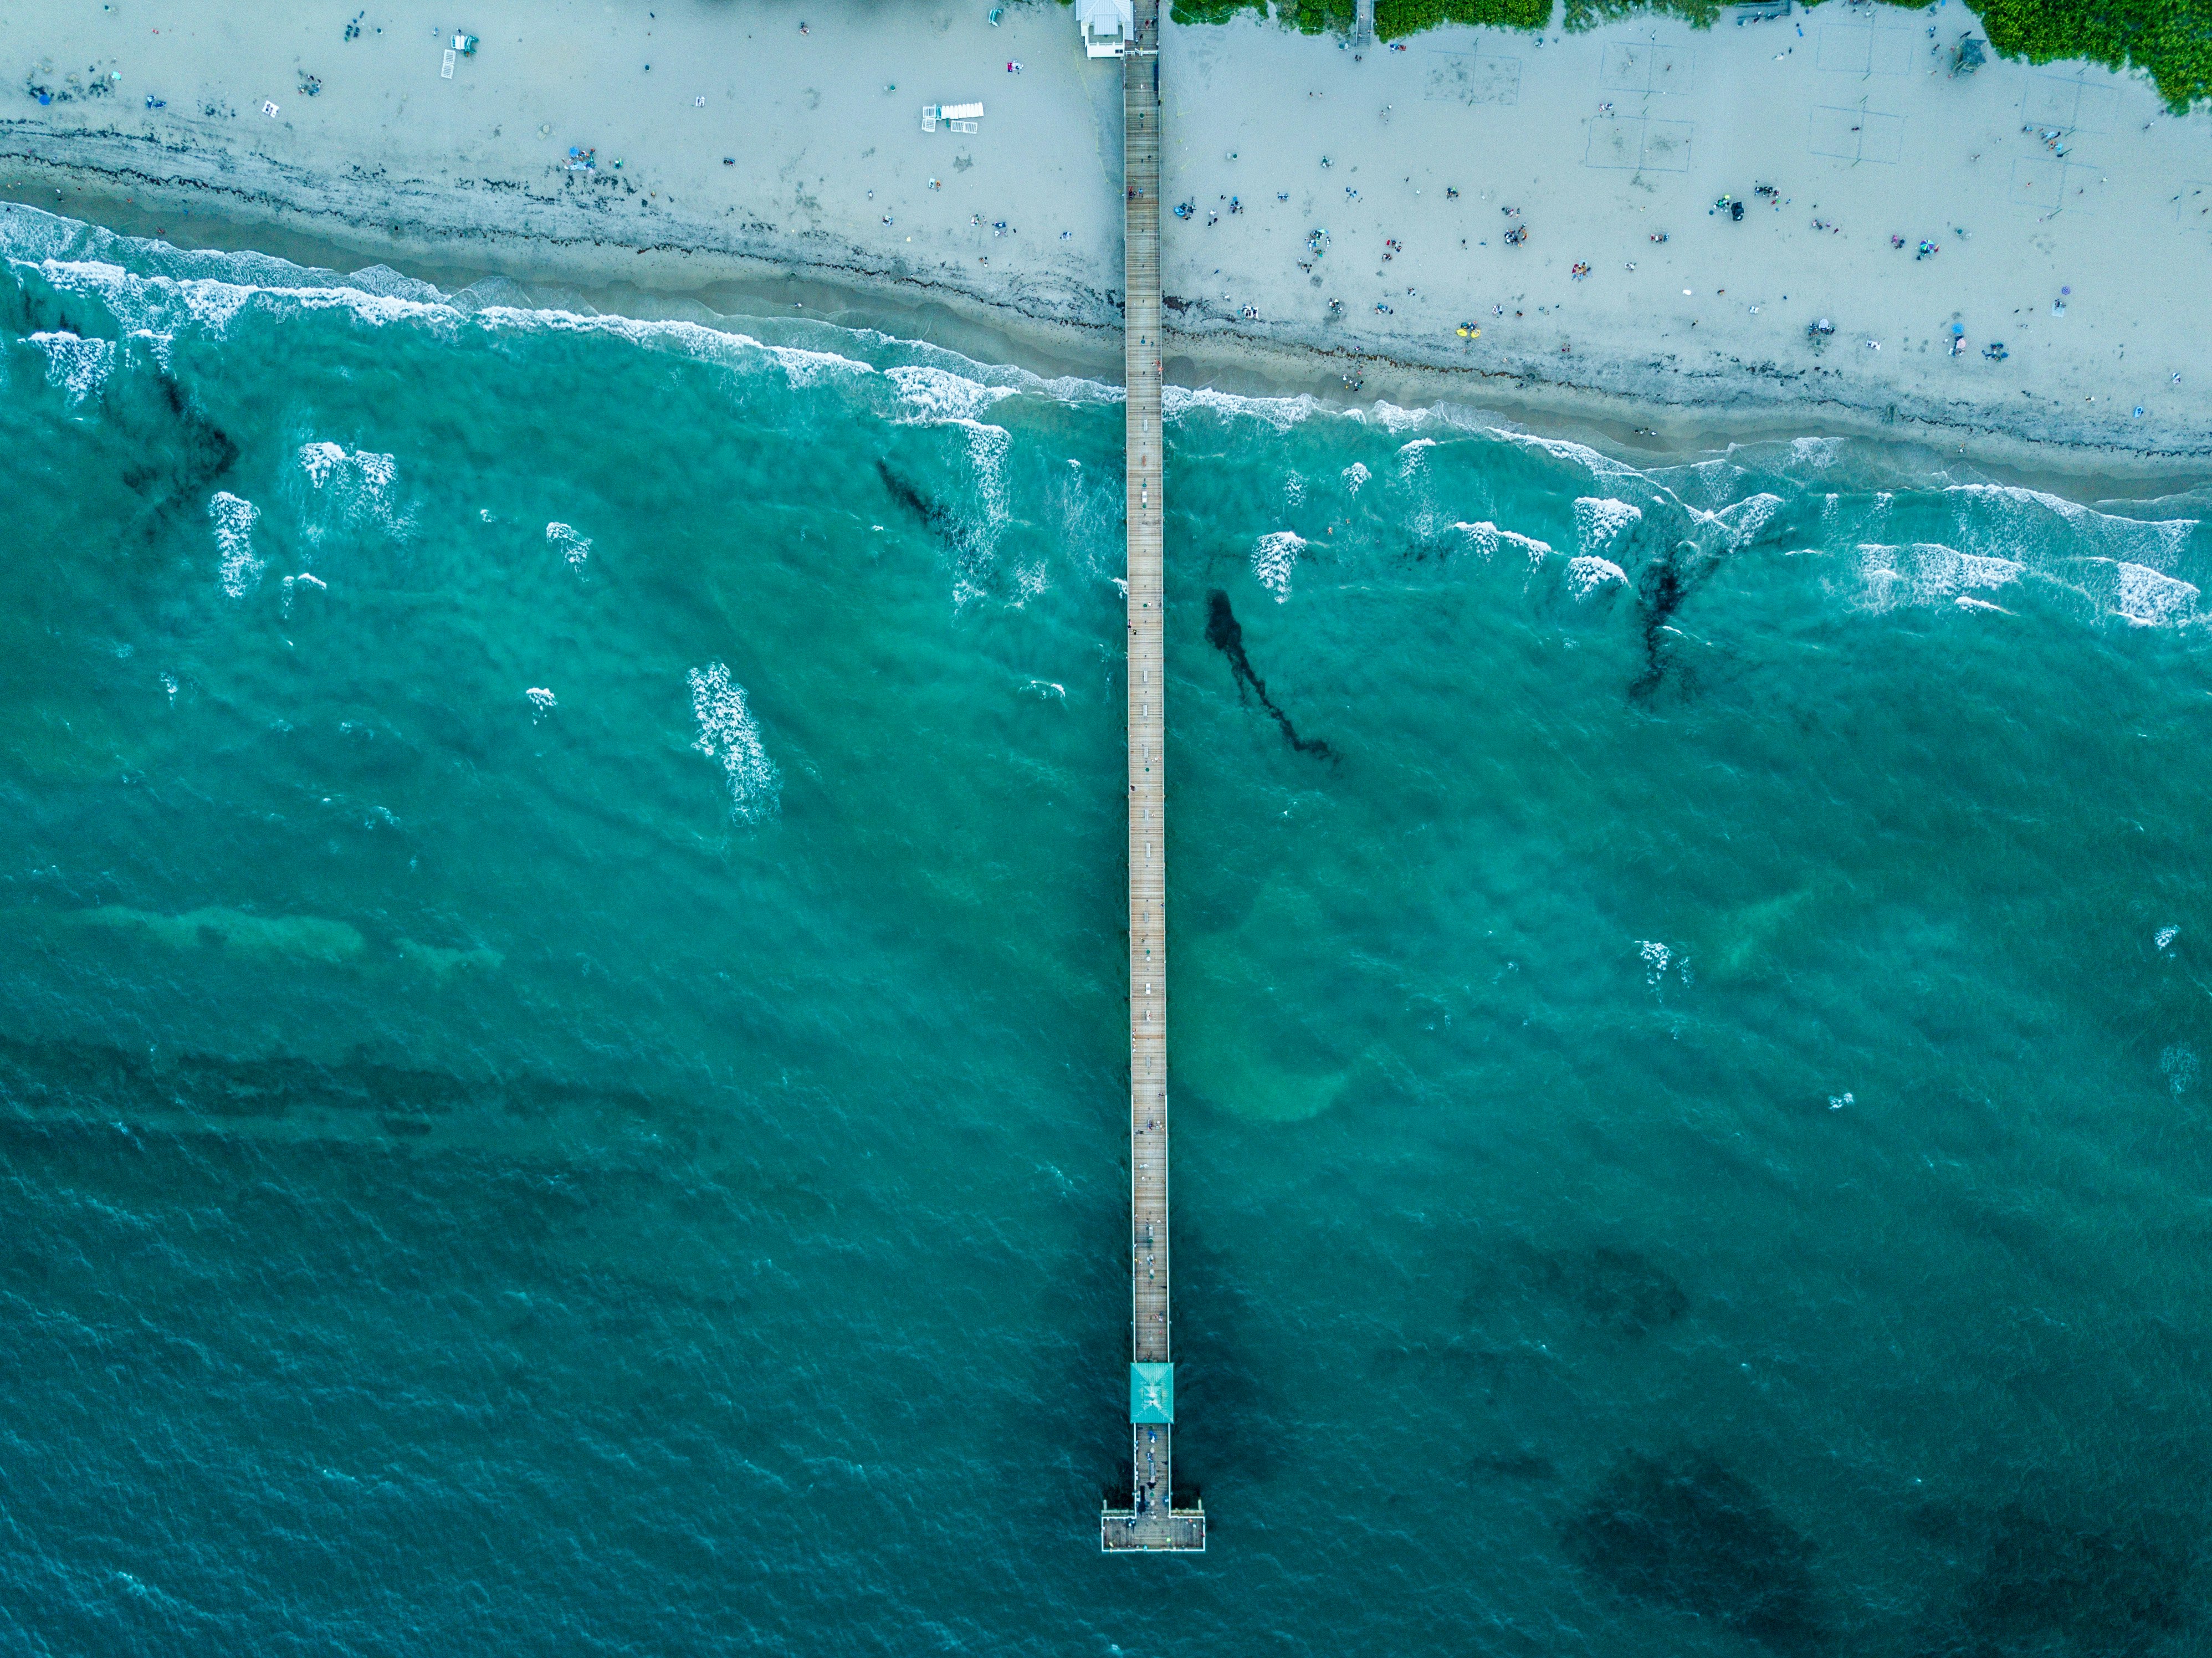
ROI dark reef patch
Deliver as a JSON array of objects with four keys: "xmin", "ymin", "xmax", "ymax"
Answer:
[
  {"xmin": 1912, "ymin": 1500, "xmax": 2199, "ymax": 1658},
  {"xmin": 1564, "ymin": 1450, "xmax": 1824, "ymax": 1654},
  {"xmin": 875, "ymin": 458, "xmax": 999, "ymax": 595},
  {"xmin": 1539, "ymin": 1245, "xmax": 1690, "ymax": 1336},
  {"xmin": 1469, "ymin": 1449, "xmax": 1556, "ymax": 1482},
  {"xmin": 1463, "ymin": 1241, "xmax": 1691, "ymax": 1339},
  {"xmin": 152, "ymin": 371, "xmax": 241, "ymax": 495},
  {"xmin": 1631, "ymin": 546, "xmax": 1693, "ymax": 700},
  {"xmin": 875, "ymin": 458, "xmax": 956, "ymax": 543},
  {"xmin": 1370, "ymin": 1338, "xmax": 1535, "ymax": 1388},
  {"xmin": 1203, "ymin": 589, "xmax": 1334, "ymax": 760},
  {"xmin": 0, "ymin": 1032, "xmax": 653, "ymax": 1127}
]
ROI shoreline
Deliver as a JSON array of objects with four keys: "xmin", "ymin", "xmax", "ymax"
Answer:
[
  {"xmin": 6, "ymin": 0, "xmax": 2211, "ymax": 492},
  {"xmin": 11, "ymin": 150, "xmax": 2206, "ymax": 511},
  {"xmin": 4, "ymin": 0, "xmax": 2211, "ymax": 493}
]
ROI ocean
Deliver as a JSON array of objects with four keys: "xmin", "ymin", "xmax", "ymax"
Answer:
[{"xmin": 3, "ymin": 202, "xmax": 2211, "ymax": 1655}]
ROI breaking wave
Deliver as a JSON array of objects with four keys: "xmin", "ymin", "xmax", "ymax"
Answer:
[
  {"xmin": 1252, "ymin": 531, "xmax": 1306, "ymax": 601},
  {"xmin": 209, "ymin": 492, "xmax": 263, "ymax": 598},
  {"xmin": 687, "ymin": 661, "xmax": 781, "ymax": 825}
]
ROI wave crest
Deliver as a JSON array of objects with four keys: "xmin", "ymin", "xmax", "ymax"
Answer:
[{"xmin": 688, "ymin": 662, "xmax": 781, "ymax": 825}]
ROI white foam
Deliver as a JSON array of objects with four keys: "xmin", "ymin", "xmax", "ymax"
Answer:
[
  {"xmin": 470, "ymin": 305, "xmax": 877, "ymax": 388},
  {"xmin": 885, "ymin": 364, "xmax": 1017, "ymax": 422},
  {"xmin": 1494, "ymin": 427, "xmax": 1641, "ymax": 480},
  {"xmin": 1573, "ymin": 497, "xmax": 1643, "ymax": 556},
  {"xmin": 1451, "ymin": 520, "xmax": 1498, "ymax": 559},
  {"xmin": 1251, "ymin": 531, "xmax": 1306, "ymax": 601},
  {"xmin": 526, "ymin": 687, "xmax": 557, "ymax": 721},
  {"xmin": 40, "ymin": 256, "xmax": 447, "ymax": 342},
  {"xmin": 546, "ymin": 521, "xmax": 592, "ymax": 570},
  {"xmin": 1358, "ymin": 401, "xmax": 1432, "ymax": 435},
  {"xmin": 1503, "ymin": 528, "xmax": 1554, "ymax": 567},
  {"xmin": 296, "ymin": 441, "xmax": 346, "ymax": 490},
  {"xmin": 1718, "ymin": 491, "xmax": 1785, "ymax": 544},
  {"xmin": 1640, "ymin": 940, "xmax": 1673, "ymax": 985},
  {"xmin": 1163, "ymin": 384, "xmax": 1317, "ymax": 431},
  {"xmin": 1951, "ymin": 482, "xmax": 2198, "ymax": 571},
  {"xmin": 1851, "ymin": 541, "xmax": 2022, "ymax": 612},
  {"xmin": 279, "ymin": 570, "xmax": 327, "ymax": 618},
  {"xmin": 838, "ymin": 324, "xmax": 1120, "ymax": 406},
  {"xmin": 293, "ymin": 442, "xmax": 409, "ymax": 542},
  {"xmin": 1448, "ymin": 520, "xmax": 1553, "ymax": 568},
  {"xmin": 2156, "ymin": 925, "xmax": 2179, "ymax": 950},
  {"xmin": 2111, "ymin": 561, "xmax": 2200, "ymax": 627},
  {"xmin": 1566, "ymin": 555, "xmax": 1627, "ymax": 600},
  {"xmin": 1283, "ymin": 471, "xmax": 1307, "ymax": 506},
  {"xmin": 24, "ymin": 329, "xmax": 115, "ymax": 403},
  {"xmin": 1675, "ymin": 457, "xmax": 1754, "ymax": 511},
  {"xmin": 1343, "ymin": 461, "xmax": 1371, "ymax": 494},
  {"xmin": 1010, "ymin": 560, "xmax": 1051, "ymax": 605},
  {"xmin": 22, "ymin": 249, "xmax": 893, "ymax": 400},
  {"xmin": 209, "ymin": 492, "xmax": 263, "ymax": 598},
  {"xmin": 1396, "ymin": 437, "xmax": 1436, "ymax": 478},
  {"xmin": 473, "ymin": 303, "xmax": 873, "ymax": 386},
  {"xmin": 687, "ymin": 662, "xmax": 781, "ymax": 824},
  {"xmin": 949, "ymin": 420, "xmax": 1013, "ymax": 610}
]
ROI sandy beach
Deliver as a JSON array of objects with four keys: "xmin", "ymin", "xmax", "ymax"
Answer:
[{"xmin": 4, "ymin": 0, "xmax": 2210, "ymax": 469}]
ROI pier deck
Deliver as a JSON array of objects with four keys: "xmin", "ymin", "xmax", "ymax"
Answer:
[{"xmin": 1101, "ymin": 0, "xmax": 1203, "ymax": 1557}]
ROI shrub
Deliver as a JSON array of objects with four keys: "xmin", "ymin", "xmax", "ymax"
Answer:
[
  {"xmin": 1170, "ymin": 0, "xmax": 1267, "ymax": 23},
  {"xmin": 1174, "ymin": 0, "xmax": 2211, "ymax": 114},
  {"xmin": 1564, "ymin": 0, "xmax": 1722, "ymax": 28},
  {"xmin": 1283, "ymin": 0, "xmax": 1358, "ymax": 32},
  {"xmin": 1971, "ymin": 0, "xmax": 2212, "ymax": 112},
  {"xmin": 1375, "ymin": 0, "xmax": 1552, "ymax": 37}
]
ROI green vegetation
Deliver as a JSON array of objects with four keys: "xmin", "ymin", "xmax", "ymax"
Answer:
[
  {"xmin": 1169, "ymin": 0, "xmax": 1266, "ymax": 23},
  {"xmin": 1170, "ymin": 0, "xmax": 2211, "ymax": 113},
  {"xmin": 1561, "ymin": 0, "xmax": 1725, "ymax": 28},
  {"xmin": 1972, "ymin": 0, "xmax": 2212, "ymax": 111},
  {"xmin": 1374, "ymin": 0, "xmax": 1551, "ymax": 37},
  {"xmin": 1279, "ymin": 0, "xmax": 1354, "ymax": 32}
]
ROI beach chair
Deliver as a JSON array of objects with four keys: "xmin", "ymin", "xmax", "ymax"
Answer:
[{"xmin": 921, "ymin": 104, "xmax": 940, "ymax": 131}]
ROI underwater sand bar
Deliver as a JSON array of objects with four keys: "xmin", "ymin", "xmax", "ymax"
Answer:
[{"xmin": 1102, "ymin": 0, "xmax": 1202, "ymax": 1558}]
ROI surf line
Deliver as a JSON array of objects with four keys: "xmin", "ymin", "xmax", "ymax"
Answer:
[{"xmin": 1100, "ymin": 0, "xmax": 1202, "ymax": 1557}]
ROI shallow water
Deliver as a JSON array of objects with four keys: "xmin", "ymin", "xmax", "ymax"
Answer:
[{"xmin": 3, "ymin": 203, "xmax": 2211, "ymax": 1655}]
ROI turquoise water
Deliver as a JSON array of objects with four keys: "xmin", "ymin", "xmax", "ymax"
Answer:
[{"xmin": 4, "ymin": 202, "xmax": 2212, "ymax": 1654}]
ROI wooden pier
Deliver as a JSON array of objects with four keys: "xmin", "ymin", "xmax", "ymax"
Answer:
[{"xmin": 1100, "ymin": 0, "xmax": 1204, "ymax": 1556}]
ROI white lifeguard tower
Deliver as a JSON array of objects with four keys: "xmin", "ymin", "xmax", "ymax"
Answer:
[
  {"xmin": 921, "ymin": 101, "xmax": 984, "ymax": 132},
  {"xmin": 1078, "ymin": 0, "xmax": 1135, "ymax": 58}
]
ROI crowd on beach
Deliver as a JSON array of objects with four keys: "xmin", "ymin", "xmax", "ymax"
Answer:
[{"xmin": 7, "ymin": 0, "xmax": 2201, "ymax": 446}]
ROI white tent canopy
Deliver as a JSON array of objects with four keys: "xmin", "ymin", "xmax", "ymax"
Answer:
[{"xmin": 1078, "ymin": 0, "xmax": 1134, "ymax": 58}]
